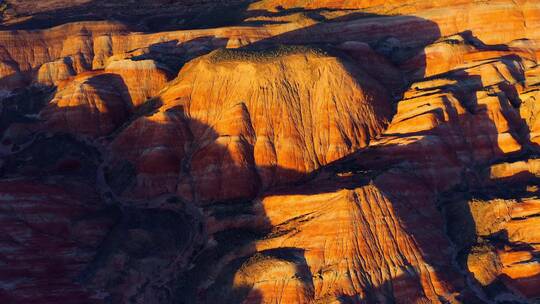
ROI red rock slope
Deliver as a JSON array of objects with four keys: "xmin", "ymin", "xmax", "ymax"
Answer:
[{"xmin": 0, "ymin": 0, "xmax": 539, "ymax": 303}]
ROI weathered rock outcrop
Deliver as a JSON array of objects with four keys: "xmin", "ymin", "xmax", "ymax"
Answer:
[
  {"xmin": 40, "ymin": 72, "xmax": 130, "ymax": 137},
  {"xmin": 218, "ymin": 180, "xmax": 466, "ymax": 303},
  {"xmin": 110, "ymin": 47, "xmax": 392, "ymax": 201},
  {"xmin": 1, "ymin": 0, "xmax": 540, "ymax": 303},
  {"xmin": 104, "ymin": 58, "xmax": 171, "ymax": 106},
  {"xmin": 39, "ymin": 56, "xmax": 171, "ymax": 138}
]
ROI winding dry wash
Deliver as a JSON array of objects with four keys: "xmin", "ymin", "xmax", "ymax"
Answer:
[{"xmin": 0, "ymin": 1, "xmax": 539, "ymax": 303}]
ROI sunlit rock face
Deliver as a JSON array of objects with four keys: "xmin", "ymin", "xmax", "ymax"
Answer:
[
  {"xmin": 103, "ymin": 58, "xmax": 172, "ymax": 106},
  {"xmin": 39, "ymin": 72, "xmax": 130, "ymax": 137},
  {"xmin": 1, "ymin": 0, "xmax": 540, "ymax": 303},
  {"xmin": 109, "ymin": 48, "xmax": 392, "ymax": 201}
]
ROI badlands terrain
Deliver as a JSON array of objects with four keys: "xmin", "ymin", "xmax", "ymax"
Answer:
[{"xmin": 0, "ymin": 0, "xmax": 540, "ymax": 303}]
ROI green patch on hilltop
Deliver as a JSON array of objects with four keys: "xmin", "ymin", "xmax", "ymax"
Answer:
[{"xmin": 209, "ymin": 44, "xmax": 328, "ymax": 63}]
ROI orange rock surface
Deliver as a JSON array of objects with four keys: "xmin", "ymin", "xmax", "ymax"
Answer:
[
  {"xmin": 0, "ymin": 0, "xmax": 539, "ymax": 303},
  {"xmin": 111, "ymin": 48, "xmax": 392, "ymax": 201},
  {"xmin": 104, "ymin": 58, "xmax": 171, "ymax": 106},
  {"xmin": 40, "ymin": 72, "xmax": 130, "ymax": 137}
]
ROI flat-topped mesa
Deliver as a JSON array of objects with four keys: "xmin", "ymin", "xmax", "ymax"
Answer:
[{"xmin": 110, "ymin": 47, "xmax": 392, "ymax": 201}]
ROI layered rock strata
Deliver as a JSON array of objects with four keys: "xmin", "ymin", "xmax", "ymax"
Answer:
[{"xmin": 0, "ymin": 0, "xmax": 539, "ymax": 303}]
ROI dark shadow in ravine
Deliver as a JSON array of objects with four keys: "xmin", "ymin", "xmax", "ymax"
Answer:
[{"xmin": 0, "ymin": 85, "xmax": 54, "ymax": 137}]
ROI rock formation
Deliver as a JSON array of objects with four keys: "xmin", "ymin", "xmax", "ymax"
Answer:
[
  {"xmin": 110, "ymin": 47, "xmax": 392, "ymax": 201},
  {"xmin": 0, "ymin": 0, "xmax": 539, "ymax": 303}
]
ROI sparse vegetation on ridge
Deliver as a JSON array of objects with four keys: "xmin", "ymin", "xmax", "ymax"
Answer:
[{"xmin": 209, "ymin": 44, "xmax": 329, "ymax": 63}]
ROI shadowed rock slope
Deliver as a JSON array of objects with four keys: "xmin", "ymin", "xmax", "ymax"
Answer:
[{"xmin": 1, "ymin": 1, "xmax": 540, "ymax": 303}]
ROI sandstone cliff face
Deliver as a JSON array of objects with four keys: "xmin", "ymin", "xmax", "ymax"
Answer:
[{"xmin": 1, "ymin": 1, "xmax": 540, "ymax": 303}]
